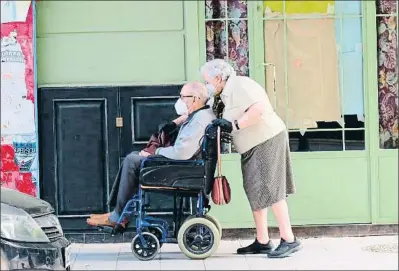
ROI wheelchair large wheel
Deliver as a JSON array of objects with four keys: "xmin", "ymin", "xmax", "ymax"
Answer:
[
  {"xmin": 178, "ymin": 217, "xmax": 220, "ymax": 259},
  {"xmin": 131, "ymin": 232, "xmax": 160, "ymax": 261},
  {"xmin": 204, "ymin": 214, "xmax": 222, "ymax": 240},
  {"xmin": 185, "ymin": 215, "xmax": 222, "ymax": 241}
]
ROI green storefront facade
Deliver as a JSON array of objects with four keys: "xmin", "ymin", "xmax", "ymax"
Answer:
[{"xmin": 36, "ymin": 1, "xmax": 398, "ymax": 231}]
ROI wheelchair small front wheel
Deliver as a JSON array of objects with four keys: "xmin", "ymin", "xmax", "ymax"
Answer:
[
  {"xmin": 131, "ymin": 232, "xmax": 160, "ymax": 261},
  {"xmin": 147, "ymin": 227, "xmax": 164, "ymax": 248},
  {"xmin": 178, "ymin": 217, "xmax": 220, "ymax": 259}
]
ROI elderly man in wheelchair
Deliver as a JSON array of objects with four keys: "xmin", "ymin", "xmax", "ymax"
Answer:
[{"xmin": 87, "ymin": 82, "xmax": 231, "ymax": 260}]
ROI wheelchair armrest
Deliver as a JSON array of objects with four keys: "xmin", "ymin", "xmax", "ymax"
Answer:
[
  {"xmin": 140, "ymin": 156, "xmax": 203, "ymax": 169},
  {"xmin": 139, "ymin": 158, "xmax": 205, "ymax": 190}
]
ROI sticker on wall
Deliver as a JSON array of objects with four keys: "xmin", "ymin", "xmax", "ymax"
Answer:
[
  {"xmin": 1, "ymin": 2, "xmax": 37, "ymax": 197},
  {"xmin": 1, "ymin": 1, "xmax": 31, "ymax": 24},
  {"xmin": 12, "ymin": 134, "xmax": 36, "ymax": 172}
]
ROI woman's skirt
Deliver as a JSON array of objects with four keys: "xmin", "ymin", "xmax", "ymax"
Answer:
[{"xmin": 241, "ymin": 130, "xmax": 295, "ymax": 211}]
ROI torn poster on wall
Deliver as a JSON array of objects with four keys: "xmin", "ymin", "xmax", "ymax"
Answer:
[{"xmin": 1, "ymin": 1, "xmax": 38, "ymax": 197}]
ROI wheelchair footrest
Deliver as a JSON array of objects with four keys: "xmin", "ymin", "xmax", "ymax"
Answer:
[
  {"xmin": 97, "ymin": 224, "xmax": 127, "ymax": 236},
  {"xmin": 97, "ymin": 225, "xmax": 115, "ymax": 234}
]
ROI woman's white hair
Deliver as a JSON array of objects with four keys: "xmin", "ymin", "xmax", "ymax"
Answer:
[{"xmin": 200, "ymin": 59, "xmax": 236, "ymax": 81}]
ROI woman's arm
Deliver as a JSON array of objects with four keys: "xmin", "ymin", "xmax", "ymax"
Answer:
[
  {"xmin": 234, "ymin": 102, "xmax": 265, "ymax": 130},
  {"xmin": 173, "ymin": 114, "xmax": 188, "ymax": 126}
]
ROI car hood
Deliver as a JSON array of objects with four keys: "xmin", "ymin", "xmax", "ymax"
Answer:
[{"xmin": 1, "ymin": 187, "xmax": 54, "ymax": 216}]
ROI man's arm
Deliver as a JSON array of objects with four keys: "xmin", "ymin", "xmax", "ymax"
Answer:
[{"xmin": 156, "ymin": 119, "xmax": 205, "ymax": 160}]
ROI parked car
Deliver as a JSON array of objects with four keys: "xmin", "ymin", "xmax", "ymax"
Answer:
[{"xmin": 1, "ymin": 187, "xmax": 71, "ymax": 270}]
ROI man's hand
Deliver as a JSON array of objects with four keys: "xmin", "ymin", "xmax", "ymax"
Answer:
[
  {"xmin": 212, "ymin": 118, "xmax": 233, "ymax": 133},
  {"xmin": 139, "ymin": 150, "xmax": 151, "ymax": 157}
]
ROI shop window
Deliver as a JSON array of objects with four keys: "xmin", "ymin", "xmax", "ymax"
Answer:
[
  {"xmin": 376, "ymin": 0, "xmax": 398, "ymax": 149},
  {"xmin": 263, "ymin": 1, "xmax": 365, "ymax": 152}
]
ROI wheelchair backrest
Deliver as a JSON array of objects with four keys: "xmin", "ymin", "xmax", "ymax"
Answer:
[{"xmin": 201, "ymin": 124, "xmax": 222, "ymax": 195}]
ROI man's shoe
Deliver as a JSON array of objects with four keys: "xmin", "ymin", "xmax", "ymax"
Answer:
[
  {"xmin": 267, "ymin": 238, "xmax": 302, "ymax": 258},
  {"xmin": 237, "ymin": 239, "xmax": 274, "ymax": 254}
]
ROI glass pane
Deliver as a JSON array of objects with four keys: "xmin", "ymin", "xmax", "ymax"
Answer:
[
  {"xmin": 264, "ymin": 20, "xmax": 288, "ymax": 124},
  {"xmin": 336, "ymin": 18, "xmax": 365, "ymax": 118},
  {"xmin": 227, "ymin": 0, "xmax": 247, "ymax": 18},
  {"xmin": 345, "ymin": 130, "xmax": 365, "ymax": 151},
  {"xmin": 289, "ymin": 131, "xmax": 343, "ymax": 152},
  {"xmin": 377, "ymin": 16, "xmax": 398, "ymax": 149},
  {"xmin": 228, "ymin": 20, "xmax": 249, "ymax": 76},
  {"xmin": 336, "ymin": 1, "xmax": 362, "ymax": 15},
  {"xmin": 205, "ymin": 0, "xmax": 227, "ymax": 19},
  {"xmin": 206, "ymin": 21, "xmax": 227, "ymax": 62},
  {"xmin": 376, "ymin": 0, "xmax": 397, "ymax": 15},
  {"xmin": 344, "ymin": 115, "xmax": 365, "ymax": 129},
  {"xmin": 264, "ymin": 18, "xmax": 342, "ymax": 129},
  {"xmin": 263, "ymin": 1, "xmax": 334, "ymax": 16}
]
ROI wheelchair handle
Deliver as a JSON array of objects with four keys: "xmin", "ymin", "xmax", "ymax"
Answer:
[{"xmin": 216, "ymin": 127, "xmax": 222, "ymax": 177}]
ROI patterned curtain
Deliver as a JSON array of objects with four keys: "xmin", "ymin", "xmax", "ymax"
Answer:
[
  {"xmin": 376, "ymin": 1, "xmax": 398, "ymax": 149},
  {"xmin": 205, "ymin": 0, "xmax": 250, "ymax": 76}
]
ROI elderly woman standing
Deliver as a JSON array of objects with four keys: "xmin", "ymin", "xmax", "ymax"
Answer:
[{"xmin": 201, "ymin": 59, "xmax": 302, "ymax": 258}]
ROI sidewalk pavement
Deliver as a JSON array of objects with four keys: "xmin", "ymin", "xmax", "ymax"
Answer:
[{"xmin": 69, "ymin": 235, "xmax": 398, "ymax": 270}]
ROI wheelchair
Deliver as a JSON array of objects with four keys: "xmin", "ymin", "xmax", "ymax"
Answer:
[{"xmin": 97, "ymin": 124, "xmax": 231, "ymax": 261}]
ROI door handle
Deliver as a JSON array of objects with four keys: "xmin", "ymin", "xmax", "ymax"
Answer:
[{"xmin": 116, "ymin": 117, "xmax": 123, "ymax": 128}]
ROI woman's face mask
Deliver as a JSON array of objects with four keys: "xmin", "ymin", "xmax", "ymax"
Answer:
[
  {"xmin": 204, "ymin": 74, "xmax": 223, "ymax": 95},
  {"xmin": 174, "ymin": 98, "xmax": 189, "ymax": 115},
  {"xmin": 206, "ymin": 84, "xmax": 215, "ymax": 97}
]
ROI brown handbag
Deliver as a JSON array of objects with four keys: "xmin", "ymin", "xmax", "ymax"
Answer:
[{"xmin": 211, "ymin": 127, "xmax": 231, "ymax": 205}]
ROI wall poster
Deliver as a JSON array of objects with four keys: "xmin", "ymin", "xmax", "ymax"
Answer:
[{"xmin": 1, "ymin": 1, "xmax": 38, "ymax": 196}]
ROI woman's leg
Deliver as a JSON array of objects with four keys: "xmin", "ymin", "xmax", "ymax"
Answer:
[
  {"xmin": 252, "ymin": 208, "xmax": 270, "ymax": 244},
  {"xmin": 237, "ymin": 207, "xmax": 274, "ymax": 254},
  {"xmin": 267, "ymin": 199, "xmax": 302, "ymax": 258},
  {"xmin": 238, "ymin": 146, "xmax": 274, "ymax": 254},
  {"xmin": 271, "ymin": 199, "xmax": 294, "ymax": 242}
]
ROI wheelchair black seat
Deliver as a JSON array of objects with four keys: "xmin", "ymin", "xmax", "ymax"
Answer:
[{"xmin": 139, "ymin": 160, "xmax": 205, "ymax": 190}]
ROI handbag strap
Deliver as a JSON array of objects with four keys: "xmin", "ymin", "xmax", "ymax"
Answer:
[{"xmin": 217, "ymin": 126, "xmax": 222, "ymax": 177}]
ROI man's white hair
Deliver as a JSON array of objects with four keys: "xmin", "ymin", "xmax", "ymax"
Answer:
[
  {"xmin": 200, "ymin": 59, "xmax": 236, "ymax": 81},
  {"xmin": 184, "ymin": 81, "xmax": 209, "ymax": 102}
]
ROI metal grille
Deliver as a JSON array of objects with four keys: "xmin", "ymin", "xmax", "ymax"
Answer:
[
  {"xmin": 34, "ymin": 214, "xmax": 63, "ymax": 242},
  {"xmin": 41, "ymin": 226, "xmax": 63, "ymax": 242}
]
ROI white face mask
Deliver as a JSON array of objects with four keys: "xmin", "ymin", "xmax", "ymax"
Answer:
[
  {"xmin": 174, "ymin": 98, "xmax": 188, "ymax": 115},
  {"xmin": 206, "ymin": 84, "xmax": 216, "ymax": 97}
]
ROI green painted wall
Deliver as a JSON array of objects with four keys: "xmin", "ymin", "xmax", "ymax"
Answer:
[
  {"xmin": 36, "ymin": 1, "xmax": 398, "ymax": 227},
  {"xmin": 36, "ymin": 1, "xmax": 200, "ymax": 86}
]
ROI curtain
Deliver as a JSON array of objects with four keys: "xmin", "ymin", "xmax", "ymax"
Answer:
[
  {"xmin": 377, "ymin": 0, "xmax": 398, "ymax": 149},
  {"xmin": 205, "ymin": 0, "xmax": 249, "ymax": 76}
]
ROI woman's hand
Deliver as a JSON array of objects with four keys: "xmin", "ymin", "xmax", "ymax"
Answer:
[
  {"xmin": 212, "ymin": 118, "xmax": 233, "ymax": 133},
  {"xmin": 173, "ymin": 114, "xmax": 188, "ymax": 126}
]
